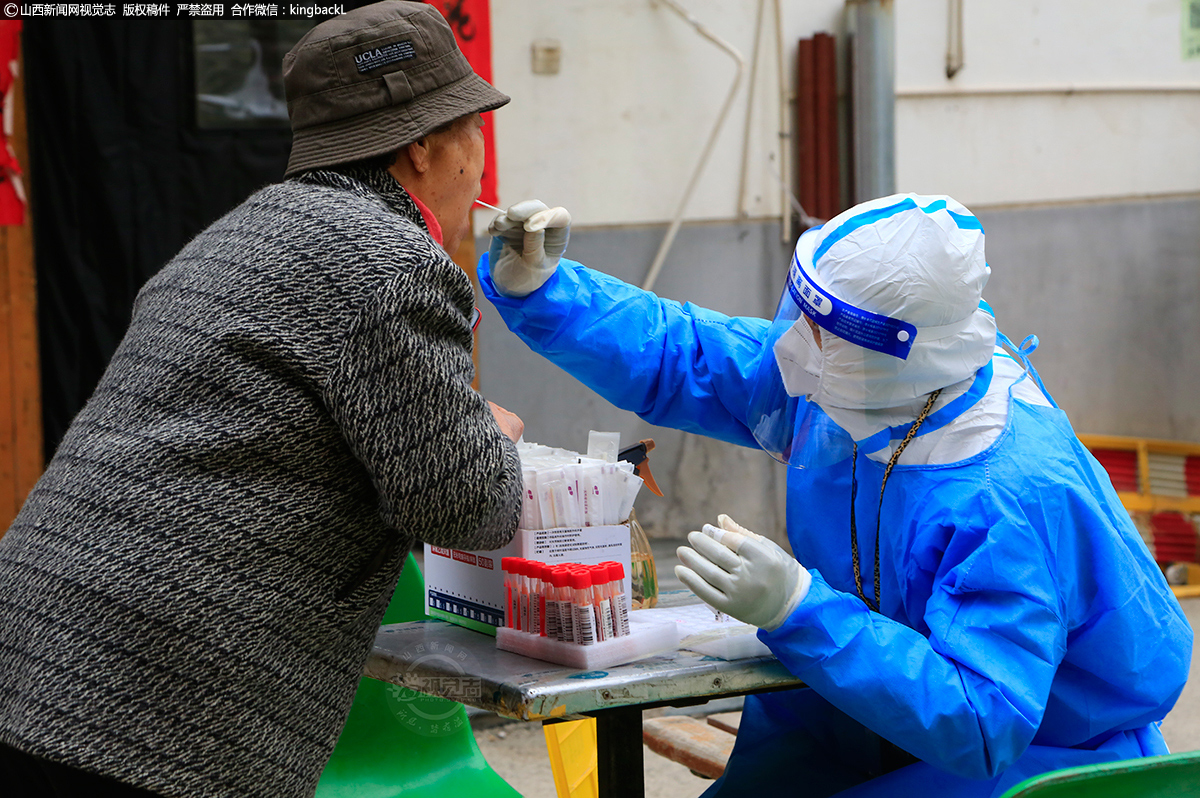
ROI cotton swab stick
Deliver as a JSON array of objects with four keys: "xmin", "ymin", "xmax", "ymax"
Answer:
[{"xmin": 474, "ymin": 199, "xmax": 504, "ymax": 213}]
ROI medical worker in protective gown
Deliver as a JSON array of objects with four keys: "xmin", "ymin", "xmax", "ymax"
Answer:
[{"xmin": 480, "ymin": 195, "xmax": 1191, "ymax": 797}]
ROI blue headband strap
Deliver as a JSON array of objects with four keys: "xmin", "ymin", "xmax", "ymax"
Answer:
[{"xmin": 787, "ymin": 251, "xmax": 917, "ymax": 360}]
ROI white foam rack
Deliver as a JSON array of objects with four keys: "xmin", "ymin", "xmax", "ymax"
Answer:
[{"xmin": 495, "ymin": 615, "xmax": 680, "ymax": 670}]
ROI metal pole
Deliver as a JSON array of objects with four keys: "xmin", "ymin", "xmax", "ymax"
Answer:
[
  {"xmin": 774, "ymin": 0, "xmax": 792, "ymax": 244},
  {"xmin": 946, "ymin": 0, "xmax": 964, "ymax": 78},
  {"xmin": 595, "ymin": 706, "xmax": 645, "ymax": 798},
  {"xmin": 846, "ymin": 0, "xmax": 895, "ymax": 203}
]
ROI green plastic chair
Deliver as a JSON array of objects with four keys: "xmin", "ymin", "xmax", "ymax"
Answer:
[
  {"xmin": 316, "ymin": 554, "xmax": 521, "ymax": 798},
  {"xmin": 998, "ymin": 750, "xmax": 1200, "ymax": 797}
]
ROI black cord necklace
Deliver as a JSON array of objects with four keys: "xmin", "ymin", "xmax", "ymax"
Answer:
[{"xmin": 849, "ymin": 389, "xmax": 942, "ymax": 612}]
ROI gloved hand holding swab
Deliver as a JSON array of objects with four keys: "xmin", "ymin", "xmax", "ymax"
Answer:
[{"xmin": 486, "ymin": 199, "xmax": 572, "ymax": 298}]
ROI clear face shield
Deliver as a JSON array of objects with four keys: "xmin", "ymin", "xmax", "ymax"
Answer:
[{"xmin": 747, "ymin": 230, "xmax": 919, "ymax": 469}]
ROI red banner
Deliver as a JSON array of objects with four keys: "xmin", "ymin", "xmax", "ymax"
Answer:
[
  {"xmin": 0, "ymin": 19, "xmax": 24, "ymax": 226},
  {"xmin": 426, "ymin": 0, "xmax": 500, "ymax": 206}
]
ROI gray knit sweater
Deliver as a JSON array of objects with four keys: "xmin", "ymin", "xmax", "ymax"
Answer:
[{"xmin": 0, "ymin": 167, "xmax": 522, "ymax": 797}]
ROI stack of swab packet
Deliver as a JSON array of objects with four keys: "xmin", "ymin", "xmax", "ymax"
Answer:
[{"xmin": 517, "ymin": 436, "xmax": 644, "ymax": 530}]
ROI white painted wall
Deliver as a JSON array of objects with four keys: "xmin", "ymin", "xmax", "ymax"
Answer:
[
  {"xmin": 484, "ymin": 0, "xmax": 1200, "ymax": 231},
  {"xmin": 896, "ymin": 0, "xmax": 1200, "ymax": 206},
  {"xmin": 898, "ymin": 0, "xmax": 1200, "ymax": 89},
  {"xmin": 485, "ymin": 0, "xmax": 839, "ymax": 229}
]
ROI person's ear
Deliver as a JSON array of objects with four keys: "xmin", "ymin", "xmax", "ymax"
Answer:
[{"xmin": 405, "ymin": 136, "xmax": 433, "ymax": 174}]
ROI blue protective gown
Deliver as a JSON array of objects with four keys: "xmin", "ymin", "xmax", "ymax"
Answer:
[{"xmin": 479, "ymin": 256, "xmax": 1192, "ymax": 797}]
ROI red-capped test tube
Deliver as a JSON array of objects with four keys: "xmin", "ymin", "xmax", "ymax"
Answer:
[
  {"xmin": 528, "ymin": 559, "xmax": 542, "ymax": 633},
  {"xmin": 530, "ymin": 561, "xmax": 547, "ymax": 637},
  {"xmin": 603, "ymin": 561, "xmax": 631, "ymax": 637},
  {"xmin": 501, "ymin": 557, "xmax": 517, "ymax": 629},
  {"xmin": 541, "ymin": 563, "xmax": 559, "ymax": 640},
  {"xmin": 588, "ymin": 564, "xmax": 612, "ymax": 642},
  {"xmin": 569, "ymin": 569, "xmax": 598, "ymax": 646},
  {"xmin": 551, "ymin": 566, "xmax": 574, "ymax": 643},
  {"xmin": 514, "ymin": 557, "xmax": 530, "ymax": 631},
  {"xmin": 516, "ymin": 559, "xmax": 532, "ymax": 633}
]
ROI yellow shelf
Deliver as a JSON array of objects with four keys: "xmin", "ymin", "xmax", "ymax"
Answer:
[
  {"xmin": 1078, "ymin": 434, "xmax": 1200, "ymax": 457},
  {"xmin": 1078, "ymin": 434, "xmax": 1200, "ymax": 515}
]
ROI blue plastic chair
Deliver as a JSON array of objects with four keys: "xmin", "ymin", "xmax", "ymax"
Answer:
[{"xmin": 316, "ymin": 553, "xmax": 520, "ymax": 798}]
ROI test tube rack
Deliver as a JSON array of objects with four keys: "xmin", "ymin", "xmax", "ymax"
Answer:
[{"xmin": 496, "ymin": 616, "xmax": 680, "ymax": 670}]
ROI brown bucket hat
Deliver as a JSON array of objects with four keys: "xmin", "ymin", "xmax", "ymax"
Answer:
[{"xmin": 283, "ymin": 1, "xmax": 510, "ymax": 178}]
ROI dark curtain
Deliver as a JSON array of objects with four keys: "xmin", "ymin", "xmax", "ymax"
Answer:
[{"xmin": 25, "ymin": 21, "xmax": 296, "ymax": 460}]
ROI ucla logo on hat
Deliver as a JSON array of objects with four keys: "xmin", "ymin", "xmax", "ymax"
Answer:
[{"xmin": 355, "ymin": 40, "xmax": 417, "ymax": 73}]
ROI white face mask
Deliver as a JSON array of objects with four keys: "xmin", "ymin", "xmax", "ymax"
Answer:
[{"xmin": 772, "ymin": 317, "xmax": 823, "ymax": 398}]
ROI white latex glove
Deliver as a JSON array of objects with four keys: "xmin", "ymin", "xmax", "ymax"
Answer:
[
  {"xmin": 487, "ymin": 199, "xmax": 572, "ymax": 298},
  {"xmin": 674, "ymin": 515, "xmax": 811, "ymax": 631},
  {"xmin": 705, "ymin": 513, "xmax": 772, "ymax": 550}
]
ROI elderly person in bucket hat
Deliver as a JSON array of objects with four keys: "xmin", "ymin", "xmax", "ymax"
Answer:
[{"xmin": 0, "ymin": 3, "xmax": 522, "ymax": 797}]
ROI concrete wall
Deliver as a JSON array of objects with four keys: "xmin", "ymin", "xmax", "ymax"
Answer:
[{"xmin": 977, "ymin": 195, "xmax": 1200, "ymax": 442}]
